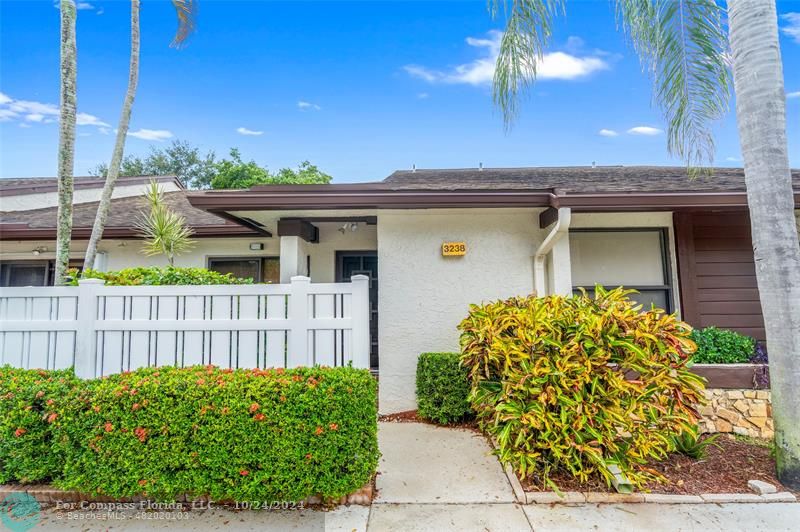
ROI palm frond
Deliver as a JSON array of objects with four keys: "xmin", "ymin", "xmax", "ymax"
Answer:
[
  {"xmin": 617, "ymin": 0, "xmax": 731, "ymax": 176},
  {"xmin": 490, "ymin": 0, "xmax": 564, "ymax": 128},
  {"xmin": 170, "ymin": 0, "xmax": 197, "ymax": 48},
  {"xmin": 135, "ymin": 179, "xmax": 195, "ymax": 264}
]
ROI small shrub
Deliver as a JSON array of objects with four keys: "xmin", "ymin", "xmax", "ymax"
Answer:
[
  {"xmin": 671, "ymin": 428, "xmax": 720, "ymax": 460},
  {"xmin": 416, "ymin": 353, "xmax": 472, "ymax": 424},
  {"xmin": 70, "ymin": 266, "xmax": 254, "ymax": 286},
  {"xmin": 0, "ymin": 366, "xmax": 78, "ymax": 483},
  {"xmin": 459, "ymin": 286, "xmax": 705, "ymax": 489},
  {"xmin": 690, "ymin": 327, "xmax": 755, "ymax": 364},
  {"xmin": 54, "ymin": 365, "xmax": 378, "ymax": 502}
]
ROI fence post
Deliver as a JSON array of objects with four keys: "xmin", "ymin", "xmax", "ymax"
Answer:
[
  {"xmin": 351, "ymin": 274, "xmax": 370, "ymax": 369},
  {"xmin": 288, "ymin": 276, "xmax": 310, "ymax": 367},
  {"xmin": 74, "ymin": 278, "xmax": 104, "ymax": 379}
]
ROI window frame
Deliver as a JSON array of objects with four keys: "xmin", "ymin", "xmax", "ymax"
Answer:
[
  {"xmin": 569, "ymin": 227, "xmax": 675, "ymax": 313},
  {"xmin": 206, "ymin": 256, "xmax": 280, "ymax": 283}
]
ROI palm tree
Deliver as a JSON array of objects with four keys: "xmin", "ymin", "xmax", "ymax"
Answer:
[
  {"xmin": 134, "ymin": 180, "xmax": 195, "ymax": 266},
  {"xmin": 83, "ymin": 0, "xmax": 196, "ymax": 270},
  {"xmin": 54, "ymin": 0, "xmax": 78, "ymax": 286},
  {"xmin": 491, "ymin": 0, "xmax": 799, "ymax": 487}
]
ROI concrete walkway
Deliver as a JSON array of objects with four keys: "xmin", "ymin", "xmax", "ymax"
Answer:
[{"xmin": 29, "ymin": 422, "xmax": 800, "ymax": 531}]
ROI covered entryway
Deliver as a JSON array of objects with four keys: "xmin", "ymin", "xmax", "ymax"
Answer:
[{"xmin": 337, "ymin": 251, "xmax": 378, "ymax": 370}]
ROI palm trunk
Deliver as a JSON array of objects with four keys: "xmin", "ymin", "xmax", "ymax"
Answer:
[
  {"xmin": 54, "ymin": 0, "xmax": 78, "ymax": 286},
  {"xmin": 83, "ymin": 0, "xmax": 141, "ymax": 271},
  {"xmin": 728, "ymin": 0, "xmax": 800, "ymax": 489}
]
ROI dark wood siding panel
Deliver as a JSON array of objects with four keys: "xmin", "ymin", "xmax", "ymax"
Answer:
[{"xmin": 674, "ymin": 211, "xmax": 766, "ymax": 341}]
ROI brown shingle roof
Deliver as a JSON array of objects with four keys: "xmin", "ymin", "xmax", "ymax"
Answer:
[
  {"xmin": 0, "ymin": 191, "xmax": 259, "ymax": 240},
  {"xmin": 382, "ymin": 166, "xmax": 800, "ymax": 193},
  {"xmin": 0, "ymin": 175, "xmax": 182, "ymax": 196}
]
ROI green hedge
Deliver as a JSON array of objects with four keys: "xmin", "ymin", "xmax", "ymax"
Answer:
[
  {"xmin": 416, "ymin": 353, "xmax": 472, "ymax": 424},
  {"xmin": 690, "ymin": 327, "xmax": 755, "ymax": 364},
  {"xmin": 69, "ymin": 266, "xmax": 254, "ymax": 286},
  {"xmin": 1, "ymin": 365, "xmax": 378, "ymax": 502},
  {"xmin": 0, "ymin": 367, "xmax": 78, "ymax": 484}
]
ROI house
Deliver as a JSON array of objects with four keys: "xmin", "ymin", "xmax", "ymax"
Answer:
[{"xmin": 2, "ymin": 166, "xmax": 799, "ymax": 412}]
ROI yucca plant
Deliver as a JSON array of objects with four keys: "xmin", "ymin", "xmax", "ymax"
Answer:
[
  {"xmin": 672, "ymin": 427, "xmax": 720, "ymax": 460},
  {"xmin": 134, "ymin": 179, "xmax": 195, "ymax": 266},
  {"xmin": 459, "ymin": 286, "xmax": 706, "ymax": 489}
]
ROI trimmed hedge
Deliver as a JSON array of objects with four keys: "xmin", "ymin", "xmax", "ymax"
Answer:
[
  {"xmin": 1, "ymin": 365, "xmax": 378, "ymax": 502},
  {"xmin": 69, "ymin": 266, "xmax": 254, "ymax": 286},
  {"xmin": 0, "ymin": 367, "xmax": 78, "ymax": 484},
  {"xmin": 416, "ymin": 353, "xmax": 472, "ymax": 424},
  {"xmin": 690, "ymin": 327, "xmax": 756, "ymax": 364}
]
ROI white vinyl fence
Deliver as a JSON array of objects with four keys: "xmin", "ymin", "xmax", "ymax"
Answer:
[{"xmin": 0, "ymin": 275, "xmax": 370, "ymax": 378}]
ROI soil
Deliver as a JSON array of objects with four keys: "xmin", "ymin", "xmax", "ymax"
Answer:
[
  {"xmin": 519, "ymin": 435, "xmax": 796, "ymax": 495},
  {"xmin": 378, "ymin": 409, "xmax": 479, "ymax": 431}
]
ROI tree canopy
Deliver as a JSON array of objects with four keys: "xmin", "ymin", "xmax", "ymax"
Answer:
[{"xmin": 90, "ymin": 140, "xmax": 332, "ymax": 189}]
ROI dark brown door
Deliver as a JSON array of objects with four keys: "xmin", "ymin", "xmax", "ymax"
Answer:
[{"xmin": 336, "ymin": 251, "xmax": 378, "ymax": 370}]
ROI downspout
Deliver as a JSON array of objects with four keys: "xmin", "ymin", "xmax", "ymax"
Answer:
[{"xmin": 534, "ymin": 207, "xmax": 571, "ymax": 296}]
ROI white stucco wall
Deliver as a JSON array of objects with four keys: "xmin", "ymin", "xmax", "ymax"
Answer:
[
  {"xmin": 0, "ymin": 181, "xmax": 182, "ymax": 212},
  {"xmin": 377, "ymin": 208, "xmax": 544, "ymax": 413},
  {"xmin": 0, "ymin": 237, "xmax": 277, "ymax": 271}
]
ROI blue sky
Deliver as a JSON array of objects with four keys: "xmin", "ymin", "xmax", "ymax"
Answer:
[{"xmin": 1, "ymin": 0, "xmax": 799, "ymax": 183}]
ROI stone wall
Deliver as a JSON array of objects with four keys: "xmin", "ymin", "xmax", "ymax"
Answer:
[{"xmin": 699, "ymin": 389, "xmax": 773, "ymax": 439}]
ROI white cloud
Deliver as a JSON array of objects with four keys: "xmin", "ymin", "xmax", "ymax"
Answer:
[
  {"xmin": 76, "ymin": 112, "xmax": 110, "ymax": 127},
  {"xmin": 787, "ymin": 91, "xmax": 800, "ymax": 99},
  {"xmin": 19, "ymin": 123, "xmax": 32, "ymax": 129},
  {"xmin": 725, "ymin": 156, "xmax": 741, "ymax": 162},
  {"xmin": 781, "ymin": 13, "xmax": 800, "ymax": 43},
  {"xmin": 0, "ymin": 92, "xmax": 111, "ymax": 132},
  {"xmin": 53, "ymin": 1, "xmax": 97, "ymax": 11},
  {"xmin": 297, "ymin": 100, "xmax": 321, "ymax": 111},
  {"xmin": 236, "ymin": 127, "xmax": 264, "ymax": 136},
  {"xmin": 627, "ymin": 126, "xmax": 662, "ymax": 136},
  {"xmin": 128, "ymin": 128, "xmax": 174, "ymax": 141},
  {"xmin": 598, "ymin": 128, "xmax": 618, "ymax": 137},
  {"xmin": 417, "ymin": 92, "xmax": 430, "ymax": 99},
  {"xmin": 404, "ymin": 31, "xmax": 609, "ymax": 86},
  {"xmin": 0, "ymin": 109, "xmax": 18, "ymax": 121},
  {"xmin": 98, "ymin": 127, "xmax": 111, "ymax": 135}
]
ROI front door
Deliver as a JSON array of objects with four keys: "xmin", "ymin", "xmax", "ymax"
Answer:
[{"xmin": 336, "ymin": 251, "xmax": 378, "ymax": 371}]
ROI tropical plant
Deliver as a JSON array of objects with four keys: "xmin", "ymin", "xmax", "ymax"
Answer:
[
  {"xmin": 489, "ymin": 0, "xmax": 800, "ymax": 488},
  {"xmin": 70, "ymin": 266, "xmax": 253, "ymax": 286},
  {"xmin": 458, "ymin": 287, "xmax": 705, "ymax": 489},
  {"xmin": 54, "ymin": 0, "xmax": 78, "ymax": 286},
  {"xmin": 690, "ymin": 327, "xmax": 756, "ymax": 364},
  {"xmin": 134, "ymin": 180, "xmax": 195, "ymax": 265},
  {"xmin": 671, "ymin": 427, "xmax": 720, "ymax": 460},
  {"xmin": 83, "ymin": 0, "xmax": 196, "ymax": 271},
  {"xmin": 416, "ymin": 352, "xmax": 472, "ymax": 424}
]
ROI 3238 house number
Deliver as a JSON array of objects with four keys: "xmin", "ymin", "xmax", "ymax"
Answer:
[{"xmin": 442, "ymin": 242, "xmax": 467, "ymax": 256}]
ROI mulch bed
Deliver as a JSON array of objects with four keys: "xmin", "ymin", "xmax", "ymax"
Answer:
[
  {"xmin": 521, "ymin": 435, "xmax": 796, "ymax": 495},
  {"xmin": 378, "ymin": 409, "xmax": 478, "ymax": 431}
]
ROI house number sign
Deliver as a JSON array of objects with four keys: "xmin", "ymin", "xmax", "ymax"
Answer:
[{"xmin": 442, "ymin": 242, "xmax": 467, "ymax": 256}]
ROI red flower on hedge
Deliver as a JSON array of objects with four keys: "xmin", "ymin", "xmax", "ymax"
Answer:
[
  {"xmin": 240, "ymin": 469, "xmax": 249, "ymax": 476},
  {"xmin": 329, "ymin": 423, "xmax": 338, "ymax": 431},
  {"xmin": 35, "ymin": 390, "xmax": 45, "ymax": 399},
  {"xmin": 253, "ymin": 413, "xmax": 266, "ymax": 422},
  {"xmin": 138, "ymin": 479, "xmax": 148, "ymax": 487},
  {"xmin": 305, "ymin": 453, "xmax": 312, "ymax": 460},
  {"xmin": 46, "ymin": 412, "xmax": 57, "ymax": 423},
  {"xmin": 132, "ymin": 403, "xmax": 141, "ymax": 411},
  {"xmin": 314, "ymin": 426, "xmax": 324, "ymax": 436},
  {"xmin": 104, "ymin": 422, "xmax": 114, "ymax": 433},
  {"xmin": 249, "ymin": 403, "xmax": 260, "ymax": 413},
  {"xmin": 46, "ymin": 399, "xmax": 54, "ymax": 406},
  {"xmin": 14, "ymin": 428, "xmax": 26, "ymax": 438},
  {"xmin": 134, "ymin": 427, "xmax": 148, "ymax": 443}
]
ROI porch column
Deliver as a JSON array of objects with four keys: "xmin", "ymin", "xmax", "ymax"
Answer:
[
  {"xmin": 279, "ymin": 236, "xmax": 306, "ymax": 283},
  {"xmin": 550, "ymin": 236, "xmax": 573, "ymax": 296}
]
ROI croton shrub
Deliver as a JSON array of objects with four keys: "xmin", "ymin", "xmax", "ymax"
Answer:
[
  {"xmin": 458, "ymin": 286, "xmax": 706, "ymax": 489},
  {"xmin": 68, "ymin": 266, "xmax": 254, "ymax": 286},
  {"xmin": 1, "ymin": 365, "xmax": 378, "ymax": 502}
]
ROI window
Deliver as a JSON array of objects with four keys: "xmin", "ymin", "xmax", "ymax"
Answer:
[
  {"xmin": 569, "ymin": 228, "xmax": 674, "ymax": 312},
  {"xmin": 0, "ymin": 259, "xmax": 83, "ymax": 287},
  {"xmin": 207, "ymin": 257, "xmax": 280, "ymax": 283}
]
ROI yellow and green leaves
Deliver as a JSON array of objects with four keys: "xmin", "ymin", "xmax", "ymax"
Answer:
[{"xmin": 458, "ymin": 286, "xmax": 705, "ymax": 489}]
